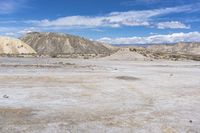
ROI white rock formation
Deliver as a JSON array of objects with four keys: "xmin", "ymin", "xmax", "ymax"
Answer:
[{"xmin": 0, "ymin": 36, "xmax": 36, "ymax": 55}]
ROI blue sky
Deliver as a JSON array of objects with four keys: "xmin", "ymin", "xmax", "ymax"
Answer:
[{"xmin": 0, "ymin": 0, "xmax": 200, "ymax": 44}]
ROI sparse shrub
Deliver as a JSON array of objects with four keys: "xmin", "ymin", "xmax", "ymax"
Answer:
[
  {"xmin": 129, "ymin": 48, "xmax": 137, "ymax": 52},
  {"xmin": 84, "ymin": 56, "xmax": 89, "ymax": 59},
  {"xmin": 50, "ymin": 53, "xmax": 57, "ymax": 58}
]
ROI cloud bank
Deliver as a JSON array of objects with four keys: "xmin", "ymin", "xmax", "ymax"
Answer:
[
  {"xmin": 29, "ymin": 5, "xmax": 193, "ymax": 29},
  {"xmin": 157, "ymin": 21, "xmax": 190, "ymax": 29},
  {"xmin": 98, "ymin": 32, "xmax": 200, "ymax": 44}
]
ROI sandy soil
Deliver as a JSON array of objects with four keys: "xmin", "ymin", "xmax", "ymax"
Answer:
[{"xmin": 0, "ymin": 57, "xmax": 200, "ymax": 133}]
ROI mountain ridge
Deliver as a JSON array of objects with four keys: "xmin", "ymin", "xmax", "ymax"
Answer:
[{"xmin": 21, "ymin": 32, "xmax": 116, "ymax": 56}]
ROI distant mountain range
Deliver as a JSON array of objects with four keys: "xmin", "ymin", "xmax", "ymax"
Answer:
[
  {"xmin": 147, "ymin": 43, "xmax": 200, "ymax": 55},
  {"xmin": 113, "ymin": 42, "xmax": 200, "ymax": 48},
  {"xmin": 113, "ymin": 44, "xmax": 150, "ymax": 47},
  {"xmin": 0, "ymin": 32, "xmax": 200, "ymax": 61}
]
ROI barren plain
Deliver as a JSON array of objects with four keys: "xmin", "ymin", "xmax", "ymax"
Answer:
[{"xmin": 0, "ymin": 57, "xmax": 200, "ymax": 133}]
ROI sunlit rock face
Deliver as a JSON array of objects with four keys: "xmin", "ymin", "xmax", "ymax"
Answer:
[{"xmin": 0, "ymin": 36, "xmax": 36, "ymax": 55}]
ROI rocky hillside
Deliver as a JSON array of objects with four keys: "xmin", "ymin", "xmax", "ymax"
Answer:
[
  {"xmin": 147, "ymin": 43, "xmax": 200, "ymax": 55},
  {"xmin": 21, "ymin": 32, "xmax": 116, "ymax": 56},
  {"xmin": 102, "ymin": 48, "xmax": 149, "ymax": 61},
  {"xmin": 0, "ymin": 36, "xmax": 36, "ymax": 55}
]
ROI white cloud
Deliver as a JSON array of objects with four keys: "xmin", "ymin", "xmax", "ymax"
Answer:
[
  {"xmin": 157, "ymin": 21, "xmax": 190, "ymax": 29},
  {"xmin": 0, "ymin": 3, "xmax": 199, "ymax": 38},
  {"xmin": 17, "ymin": 27, "xmax": 38, "ymax": 34},
  {"xmin": 97, "ymin": 32, "xmax": 200, "ymax": 44},
  {"xmin": 0, "ymin": 26, "xmax": 39, "ymax": 37},
  {"xmin": 0, "ymin": 0, "xmax": 27, "ymax": 14},
  {"xmin": 29, "ymin": 4, "xmax": 193, "ymax": 28},
  {"xmin": 4, "ymin": 32, "xmax": 15, "ymax": 36}
]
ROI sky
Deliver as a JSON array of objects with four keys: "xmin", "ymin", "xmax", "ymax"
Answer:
[{"xmin": 0, "ymin": 0, "xmax": 200, "ymax": 44}]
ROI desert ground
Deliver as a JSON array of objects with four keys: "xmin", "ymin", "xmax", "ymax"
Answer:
[{"xmin": 0, "ymin": 57, "xmax": 200, "ymax": 133}]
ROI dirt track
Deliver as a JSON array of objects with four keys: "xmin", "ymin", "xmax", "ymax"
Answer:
[{"xmin": 0, "ymin": 57, "xmax": 200, "ymax": 133}]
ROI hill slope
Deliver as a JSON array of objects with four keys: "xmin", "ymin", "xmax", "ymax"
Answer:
[
  {"xmin": 21, "ymin": 32, "xmax": 116, "ymax": 56},
  {"xmin": 0, "ymin": 36, "xmax": 36, "ymax": 55},
  {"xmin": 102, "ymin": 48, "xmax": 148, "ymax": 61},
  {"xmin": 147, "ymin": 43, "xmax": 200, "ymax": 55}
]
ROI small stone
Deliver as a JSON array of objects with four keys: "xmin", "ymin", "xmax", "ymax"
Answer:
[
  {"xmin": 189, "ymin": 120, "xmax": 192, "ymax": 123},
  {"xmin": 3, "ymin": 95, "xmax": 9, "ymax": 99}
]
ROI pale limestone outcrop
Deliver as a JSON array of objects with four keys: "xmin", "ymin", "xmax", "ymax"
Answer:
[{"xmin": 0, "ymin": 36, "xmax": 36, "ymax": 55}]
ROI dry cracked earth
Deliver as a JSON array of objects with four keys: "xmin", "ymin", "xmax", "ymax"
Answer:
[{"xmin": 0, "ymin": 57, "xmax": 200, "ymax": 133}]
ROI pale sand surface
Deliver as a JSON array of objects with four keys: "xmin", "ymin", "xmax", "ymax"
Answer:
[{"xmin": 0, "ymin": 57, "xmax": 200, "ymax": 133}]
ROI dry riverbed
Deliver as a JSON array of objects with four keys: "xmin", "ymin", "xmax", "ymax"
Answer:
[{"xmin": 0, "ymin": 57, "xmax": 200, "ymax": 133}]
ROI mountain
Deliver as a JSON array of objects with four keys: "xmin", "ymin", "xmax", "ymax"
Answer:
[
  {"xmin": 147, "ymin": 43, "xmax": 200, "ymax": 55},
  {"xmin": 21, "ymin": 32, "xmax": 116, "ymax": 56},
  {"xmin": 0, "ymin": 36, "xmax": 36, "ymax": 55}
]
